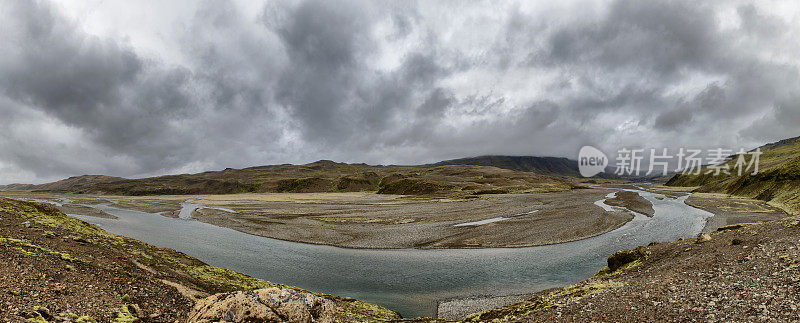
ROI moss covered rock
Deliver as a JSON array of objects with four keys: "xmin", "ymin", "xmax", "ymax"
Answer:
[{"xmin": 607, "ymin": 248, "xmax": 646, "ymax": 272}]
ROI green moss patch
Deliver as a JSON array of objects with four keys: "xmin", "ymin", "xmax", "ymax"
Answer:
[
  {"xmin": 336, "ymin": 298, "xmax": 402, "ymax": 321},
  {"xmin": 464, "ymin": 281, "xmax": 624, "ymax": 322},
  {"xmin": 0, "ymin": 198, "xmax": 118, "ymax": 241},
  {"xmin": 594, "ymin": 258, "xmax": 642, "ymax": 277},
  {"xmin": 184, "ymin": 264, "xmax": 278, "ymax": 290},
  {"xmin": 112, "ymin": 305, "xmax": 138, "ymax": 323},
  {"xmin": 1, "ymin": 237, "xmax": 82, "ymax": 263}
]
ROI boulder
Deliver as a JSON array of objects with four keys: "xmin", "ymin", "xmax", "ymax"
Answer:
[
  {"xmin": 188, "ymin": 287, "xmax": 335, "ymax": 323},
  {"xmin": 695, "ymin": 233, "xmax": 712, "ymax": 243},
  {"xmin": 607, "ymin": 248, "xmax": 645, "ymax": 272}
]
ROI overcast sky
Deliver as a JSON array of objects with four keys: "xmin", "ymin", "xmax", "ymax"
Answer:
[{"xmin": 1, "ymin": 0, "xmax": 799, "ymax": 184}]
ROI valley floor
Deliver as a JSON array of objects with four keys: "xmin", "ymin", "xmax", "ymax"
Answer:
[
  {"xmin": 189, "ymin": 189, "xmax": 636, "ymax": 248},
  {"xmin": 1, "ymin": 187, "xmax": 794, "ymax": 322},
  {"xmin": 2, "ymin": 189, "xmax": 638, "ymax": 249}
]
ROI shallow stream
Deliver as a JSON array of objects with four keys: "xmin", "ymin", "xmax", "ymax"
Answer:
[{"xmin": 68, "ymin": 188, "xmax": 711, "ymax": 318}]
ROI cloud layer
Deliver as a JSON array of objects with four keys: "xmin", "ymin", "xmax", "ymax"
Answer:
[{"xmin": 1, "ymin": 0, "xmax": 799, "ymax": 183}]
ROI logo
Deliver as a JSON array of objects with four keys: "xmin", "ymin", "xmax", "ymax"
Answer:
[
  {"xmin": 577, "ymin": 146, "xmax": 761, "ymax": 177},
  {"xmin": 578, "ymin": 146, "xmax": 608, "ymax": 177}
]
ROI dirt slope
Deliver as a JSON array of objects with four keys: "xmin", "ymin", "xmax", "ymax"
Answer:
[{"xmin": 0, "ymin": 198, "xmax": 399, "ymax": 322}]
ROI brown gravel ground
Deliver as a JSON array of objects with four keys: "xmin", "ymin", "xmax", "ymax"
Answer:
[
  {"xmin": 56, "ymin": 204, "xmax": 117, "ymax": 219},
  {"xmin": 464, "ymin": 215, "xmax": 800, "ymax": 322},
  {"xmin": 603, "ymin": 190, "xmax": 655, "ymax": 216},
  {"xmin": 190, "ymin": 189, "xmax": 634, "ymax": 249},
  {"xmin": 685, "ymin": 194, "xmax": 788, "ymax": 232}
]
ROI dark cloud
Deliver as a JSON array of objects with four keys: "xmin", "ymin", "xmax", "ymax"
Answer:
[
  {"xmin": 654, "ymin": 107, "xmax": 693, "ymax": 131},
  {"xmin": 742, "ymin": 96, "xmax": 800, "ymax": 142},
  {"xmin": 0, "ymin": 0, "xmax": 181, "ymax": 175},
  {"xmin": 539, "ymin": 0, "xmax": 718, "ymax": 78},
  {"xmin": 738, "ymin": 4, "xmax": 784, "ymax": 37},
  {"xmin": 273, "ymin": 0, "xmax": 373, "ymax": 141},
  {"xmin": 0, "ymin": 0, "xmax": 799, "ymax": 183}
]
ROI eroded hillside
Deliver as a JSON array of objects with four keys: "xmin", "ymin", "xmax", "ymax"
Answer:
[{"xmin": 666, "ymin": 136, "xmax": 800, "ymax": 214}]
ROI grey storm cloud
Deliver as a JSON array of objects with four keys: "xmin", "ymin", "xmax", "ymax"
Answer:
[{"xmin": 1, "ymin": 0, "xmax": 799, "ymax": 183}]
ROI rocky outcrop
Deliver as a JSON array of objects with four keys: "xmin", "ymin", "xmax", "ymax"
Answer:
[
  {"xmin": 606, "ymin": 247, "xmax": 646, "ymax": 272},
  {"xmin": 187, "ymin": 287, "xmax": 335, "ymax": 323}
]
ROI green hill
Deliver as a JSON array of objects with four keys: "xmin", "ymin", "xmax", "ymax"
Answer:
[
  {"xmin": 7, "ymin": 161, "xmax": 575, "ymax": 196},
  {"xmin": 431, "ymin": 155, "xmax": 581, "ymax": 176},
  {"xmin": 431, "ymin": 155, "xmax": 623, "ymax": 179},
  {"xmin": 665, "ymin": 136, "xmax": 800, "ymax": 214}
]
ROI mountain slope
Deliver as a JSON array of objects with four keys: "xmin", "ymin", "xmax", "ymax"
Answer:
[
  {"xmin": 6, "ymin": 161, "xmax": 574, "ymax": 196},
  {"xmin": 431, "ymin": 155, "xmax": 581, "ymax": 176},
  {"xmin": 666, "ymin": 136, "xmax": 800, "ymax": 214},
  {"xmin": 0, "ymin": 183, "xmax": 36, "ymax": 191},
  {"xmin": 33, "ymin": 175, "xmax": 126, "ymax": 191}
]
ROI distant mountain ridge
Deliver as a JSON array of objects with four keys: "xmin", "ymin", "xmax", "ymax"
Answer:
[
  {"xmin": 0, "ymin": 183, "xmax": 36, "ymax": 191},
  {"xmin": 431, "ymin": 155, "xmax": 628, "ymax": 180},
  {"xmin": 430, "ymin": 155, "xmax": 580, "ymax": 176},
  {"xmin": 0, "ymin": 175, "xmax": 124, "ymax": 192},
  {"xmin": 0, "ymin": 154, "xmax": 628, "ymax": 195},
  {"xmin": 755, "ymin": 135, "xmax": 800, "ymax": 151},
  {"xmin": 0, "ymin": 159, "xmax": 578, "ymax": 196}
]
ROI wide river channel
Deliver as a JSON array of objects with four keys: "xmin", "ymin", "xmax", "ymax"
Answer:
[{"xmin": 68, "ymin": 188, "xmax": 712, "ymax": 318}]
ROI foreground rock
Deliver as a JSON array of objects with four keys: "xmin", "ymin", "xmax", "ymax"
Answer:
[
  {"xmin": 605, "ymin": 248, "xmax": 646, "ymax": 272},
  {"xmin": 189, "ymin": 288, "xmax": 334, "ymax": 322}
]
